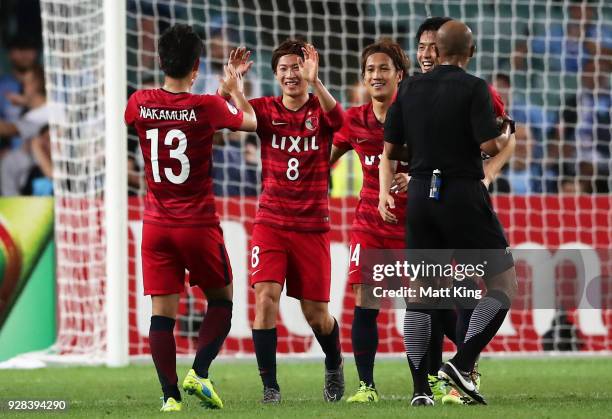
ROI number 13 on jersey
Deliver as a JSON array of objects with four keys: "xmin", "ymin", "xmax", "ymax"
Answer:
[{"xmin": 146, "ymin": 128, "xmax": 190, "ymax": 184}]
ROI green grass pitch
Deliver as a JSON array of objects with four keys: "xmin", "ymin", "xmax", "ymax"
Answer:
[{"xmin": 1, "ymin": 358, "xmax": 611, "ymax": 418}]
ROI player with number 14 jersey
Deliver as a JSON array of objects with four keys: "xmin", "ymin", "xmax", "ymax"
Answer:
[{"xmin": 329, "ymin": 38, "xmax": 411, "ymax": 403}]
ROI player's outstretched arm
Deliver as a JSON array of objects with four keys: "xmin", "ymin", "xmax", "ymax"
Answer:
[
  {"xmin": 378, "ymin": 143, "xmax": 398, "ymax": 224},
  {"xmin": 217, "ymin": 47, "xmax": 254, "ymax": 99},
  {"xmin": 480, "ymin": 121, "xmax": 513, "ymax": 158},
  {"xmin": 482, "ymin": 124, "xmax": 516, "ymax": 188},
  {"xmin": 298, "ymin": 43, "xmax": 337, "ymax": 112},
  {"xmin": 220, "ymin": 65, "xmax": 257, "ymax": 131},
  {"xmin": 474, "ymin": 79, "xmax": 513, "ymax": 157}
]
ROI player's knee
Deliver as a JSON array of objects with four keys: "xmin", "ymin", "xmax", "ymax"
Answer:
[
  {"xmin": 306, "ymin": 315, "xmax": 328, "ymax": 335},
  {"xmin": 152, "ymin": 307, "xmax": 176, "ymax": 319},
  {"xmin": 353, "ymin": 284, "xmax": 380, "ymax": 309},
  {"xmin": 302, "ymin": 307, "xmax": 330, "ymax": 334},
  {"xmin": 204, "ymin": 284, "xmax": 233, "ymax": 302},
  {"xmin": 353, "ymin": 284, "xmax": 365, "ymax": 306},
  {"xmin": 487, "ymin": 266, "xmax": 517, "ymax": 301},
  {"xmin": 255, "ymin": 291, "xmax": 279, "ymax": 319},
  {"xmin": 151, "ymin": 294, "xmax": 179, "ymax": 318}
]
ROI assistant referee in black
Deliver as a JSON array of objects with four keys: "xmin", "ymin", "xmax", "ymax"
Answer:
[{"xmin": 382, "ymin": 20, "xmax": 517, "ymax": 406}]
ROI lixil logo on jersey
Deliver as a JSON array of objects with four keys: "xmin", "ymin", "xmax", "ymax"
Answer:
[{"xmin": 305, "ymin": 116, "xmax": 318, "ymax": 131}]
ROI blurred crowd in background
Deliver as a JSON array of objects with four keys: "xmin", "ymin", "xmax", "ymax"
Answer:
[
  {"xmin": 0, "ymin": 0, "xmax": 51, "ymax": 196},
  {"xmin": 0, "ymin": 0, "xmax": 610, "ymax": 197}
]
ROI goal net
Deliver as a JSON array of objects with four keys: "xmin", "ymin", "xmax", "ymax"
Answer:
[{"xmin": 40, "ymin": 0, "xmax": 611, "ymax": 363}]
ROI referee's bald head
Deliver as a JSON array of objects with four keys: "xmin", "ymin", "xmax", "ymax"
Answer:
[{"xmin": 437, "ymin": 20, "xmax": 475, "ymax": 60}]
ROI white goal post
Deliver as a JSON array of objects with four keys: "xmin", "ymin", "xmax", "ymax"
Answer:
[{"xmin": 104, "ymin": 0, "xmax": 129, "ymax": 367}]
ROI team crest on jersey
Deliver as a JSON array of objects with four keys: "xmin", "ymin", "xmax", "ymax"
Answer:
[
  {"xmin": 226, "ymin": 101, "xmax": 238, "ymax": 115},
  {"xmin": 305, "ymin": 116, "xmax": 318, "ymax": 131}
]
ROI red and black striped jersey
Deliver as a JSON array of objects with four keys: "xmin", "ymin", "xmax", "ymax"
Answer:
[
  {"xmin": 334, "ymin": 103, "xmax": 407, "ymax": 239},
  {"xmin": 125, "ymin": 89, "xmax": 243, "ymax": 226},
  {"xmin": 250, "ymin": 94, "xmax": 344, "ymax": 232}
]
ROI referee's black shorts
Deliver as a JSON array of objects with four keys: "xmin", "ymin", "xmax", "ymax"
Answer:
[{"xmin": 405, "ymin": 177, "xmax": 514, "ymax": 277}]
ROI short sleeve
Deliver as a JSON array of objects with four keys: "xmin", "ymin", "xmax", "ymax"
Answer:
[
  {"xmin": 203, "ymin": 94, "xmax": 244, "ymax": 131},
  {"xmin": 487, "ymin": 84, "xmax": 506, "ymax": 118},
  {"xmin": 332, "ymin": 118, "xmax": 353, "ymax": 150},
  {"xmin": 471, "ymin": 79, "xmax": 501, "ymax": 144},
  {"xmin": 124, "ymin": 93, "xmax": 139, "ymax": 126},
  {"xmin": 384, "ymin": 96, "xmax": 404, "ymax": 145},
  {"xmin": 249, "ymin": 97, "xmax": 268, "ymax": 135},
  {"xmin": 321, "ymin": 102, "xmax": 345, "ymax": 133}
]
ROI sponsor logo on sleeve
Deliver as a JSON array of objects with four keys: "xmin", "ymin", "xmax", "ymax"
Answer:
[{"xmin": 226, "ymin": 102, "xmax": 238, "ymax": 115}]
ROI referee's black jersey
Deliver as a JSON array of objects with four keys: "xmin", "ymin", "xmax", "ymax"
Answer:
[{"xmin": 384, "ymin": 65, "xmax": 500, "ymax": 179}]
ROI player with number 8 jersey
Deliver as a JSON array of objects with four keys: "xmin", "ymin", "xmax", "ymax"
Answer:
[
  {"xmin": 249, "ymin": 92, "xmax": 340, "ymax": 230},
  {"xmin": 124, "ymin": 24, "xmax": 256, "ymax": 412},
  {"xmin": 220, "ymin": 40, "xmax": 345, "ymax": 404}
]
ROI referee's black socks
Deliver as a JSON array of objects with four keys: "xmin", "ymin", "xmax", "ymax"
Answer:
[
  {"xmin": 453, "ymin": 278, "xmax": 480, "ymax": 346},
  {"xmin": 451, "ymin": 290, "xmax": 510, "ymax": 373},
  {"xmin": 403, "ymin": 308, "xmax": 432, "ymax": 396},
  {"xmin": 427, "ymin": 309, "xmax": 457, "ymax": 376}
]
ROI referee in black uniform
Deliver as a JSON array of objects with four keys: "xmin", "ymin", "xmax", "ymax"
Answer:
[{"xmin": 382, "ymin": 20, "xmax": 517, "ymax": 406}]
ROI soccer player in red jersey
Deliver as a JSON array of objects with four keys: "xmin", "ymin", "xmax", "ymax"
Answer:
[
  {"xmin": 378, "ymin": 17, "xmax": 515, "ymax": 406},
  {"xmin": 124, "ymin": 24, "xmax": 256, "ymax": 412},
  {"xmin": 219, "ymin": 40, "xmax": 345, "ymax": 403},
  {"xmin": 328, "ymin": 38, "xmax": 410, "ymax": 403}
]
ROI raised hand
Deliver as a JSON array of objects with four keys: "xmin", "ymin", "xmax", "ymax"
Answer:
[
  {"xmin": 297, "ymin": 43, "xmax": 319, "ymax": 84},
  {"xmin": 219, "ymin": 65, "xmax": 244, "ymax": 96},
  {"xmin": 227, "ymin": 46, "xmax": 254, "ymax": 76}
]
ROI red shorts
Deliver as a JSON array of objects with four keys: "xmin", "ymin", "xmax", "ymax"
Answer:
[
  {"xmin": 348, "ymin": 230, "xmax": 405, "ymax": 286},
  {"xmin": 249, "ymin": 223, "xmax": 331, "ymax": 302},
  {"xmin": 141, "ymin": 223, "xmax": 232, "ymax": 295}
]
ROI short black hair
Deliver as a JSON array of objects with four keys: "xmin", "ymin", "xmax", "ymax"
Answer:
[
  {"xmin": 415, "ymin": 16, "xmax": 453, "ymax": 43},
  {"xmin": 271, "ymin": 39, "xmax": 306, "ymax": 73},
  {"xmin": 158, "ymin": 24, "xmax": 203, "ymax": 78},
  {"xmin": 361, "ymin": 37, "xmax": 410, "ymax": 78}
]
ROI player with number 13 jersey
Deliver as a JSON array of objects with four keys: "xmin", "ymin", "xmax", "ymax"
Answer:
[{"xmin": 124, "ymin": 24, "xmax": 257, "ymax": 412}]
